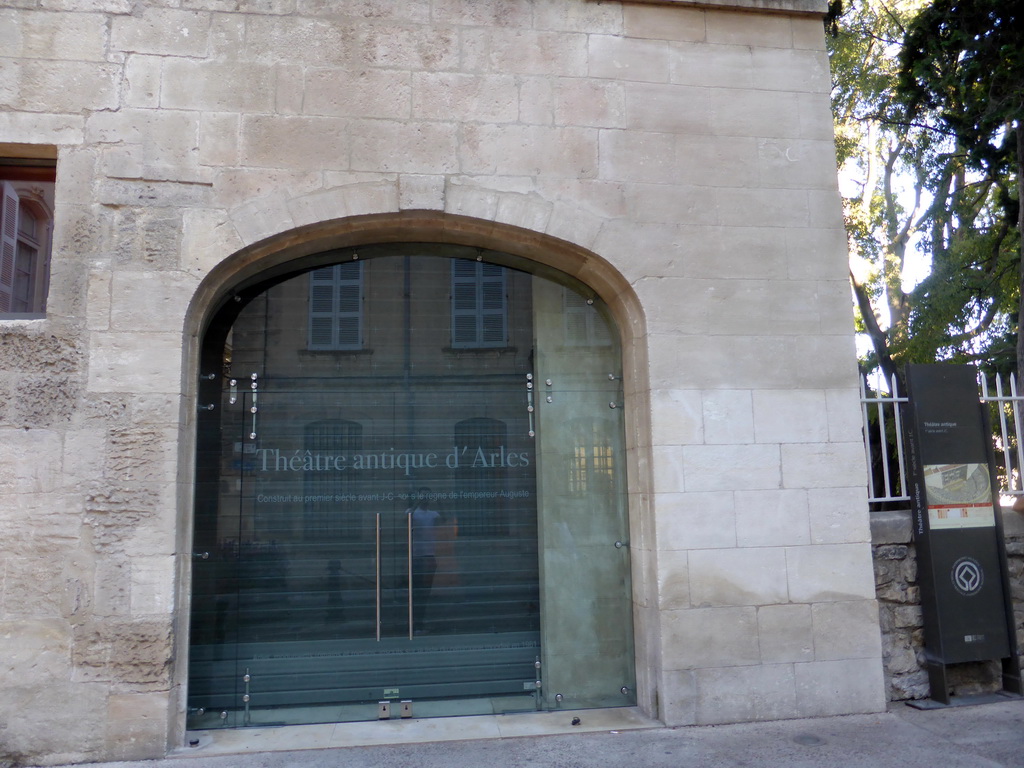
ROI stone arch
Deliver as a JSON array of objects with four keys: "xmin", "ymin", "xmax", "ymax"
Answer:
[
  {"xmin": 173, "ymin": 207, "xmax": 658, "ymax": 742},
  {"xmin": 219, "ymin": 178, "xmax": 606, "ymax": 259},
  {"xmin": 188, "ymin": 201, "xmax": 638, "ymax": 340}
]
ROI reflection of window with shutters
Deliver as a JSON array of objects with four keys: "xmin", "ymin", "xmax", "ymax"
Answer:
[
  {"xmin": 563, "ymin": 288, "xmax": 612, "ymax": 347},
  {"xmin": 455, "ymin": 417, "xmax": 508, "ymax": 537},
  {"xmin": 451, "ymin": 259, "xmax": 507, "ymax": 348},
  {"xmin": 307, "ymin": 262, "xmax": 363, "ymax": 350},
  {"xmin": 303, "ymin": 419, "xmax": 362, "ymax": 540},
  {"xmin": 1, "ymin": 171, "xmax": 55, "ymax": 316}
]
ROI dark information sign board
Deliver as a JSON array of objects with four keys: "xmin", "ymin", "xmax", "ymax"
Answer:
[{"xmin": 903, "ymin": 364, "xmax": 1020, "ymax": 701}]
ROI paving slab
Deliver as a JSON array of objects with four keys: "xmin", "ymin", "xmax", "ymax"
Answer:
[{"xmin": 39, "ymin": 700, "xmax": 1024, "ymax": 768}]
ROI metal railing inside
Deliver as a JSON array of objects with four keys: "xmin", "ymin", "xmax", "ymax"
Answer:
[{"xmin": 861, "ymin": 372, "xmax": 1024, "ymax": 506}]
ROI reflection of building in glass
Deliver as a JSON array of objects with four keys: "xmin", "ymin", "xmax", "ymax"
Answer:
[
  {"xmin": 569, "ymin": 418, "xmax": 616, "ymax": 497},
  {"xmin": 308, "ymin": 263, "xmax": 364, "ymax": 350},
  {"xmin": 303, "ymin": 419, "xmax": 363, "ymax": 540},
  {"xmin": 188, "ymin": 250, "xmax": 604, "ymax": 728},
  {"xmin": 451, "ymin": 260, "xmax": 507, "ymax": 348},
  {"xmin": 564, "ymin": 288, "xmax": 612, "ymax": 348},
  {"xmin": 455, "ymin": 417, "xmax": 508, "ymax": 537}
]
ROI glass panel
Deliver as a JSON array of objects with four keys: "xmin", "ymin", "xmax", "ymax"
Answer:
[
  {"xmin": 188, "ymin": 369, "xmax": 246, "ymax": 729},
  {"xmin": 188, "ymin": 248, "xmax": 635, "ymax": 729},
  {"xmin": 533, "ymin": 279, "xmax": 636, "ymax": 709},
  {"xmin": 190, "ymin": 380, "xmax": 542, "ymax": 728}
]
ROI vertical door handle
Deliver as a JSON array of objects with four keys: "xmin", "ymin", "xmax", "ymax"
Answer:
[
  {"xmin": 407, "ymin": 513, "xmax": 414, "ymax": 640},
  {"xmin": 375, "ymin": 513, "xmax": 381, "ymax": 642}
]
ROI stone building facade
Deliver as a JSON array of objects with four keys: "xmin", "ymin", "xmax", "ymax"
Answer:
[{"xmin": 0, "ymin": 0, "xmax": 883, "ymax": 764}]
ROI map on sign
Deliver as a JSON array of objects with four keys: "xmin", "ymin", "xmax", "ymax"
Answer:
[{"xmin": 923, "ymin": 463, "xmax": 996, "ymax": 529}]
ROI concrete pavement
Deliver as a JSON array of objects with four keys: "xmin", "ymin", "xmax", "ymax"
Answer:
[{"xmin": 45, "ymin": 699, "xmax": 1024, "ymax": 768}]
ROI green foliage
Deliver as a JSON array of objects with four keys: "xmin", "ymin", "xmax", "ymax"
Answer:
[
  {"xmin": 898, "ymin": 0, "xmax": 1024, "ymax": 375},
  {"xmin": 906, "ymin": 225, "xmax": 1018, "ymax": 364},
  {"xmin": 830, "ymin": 0, "xmax": 1022, "ymax": 381},
  {"xmin": 899, "ymin": 0, "xmax": 1024, "ymax": 172}
]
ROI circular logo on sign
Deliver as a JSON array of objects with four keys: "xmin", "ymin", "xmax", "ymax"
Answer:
[{"xmin": 952, "ymin": 557, "xmax": 984, "ymax": 596}]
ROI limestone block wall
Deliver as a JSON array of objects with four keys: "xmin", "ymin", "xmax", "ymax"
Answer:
[{"xmin": 0, "ymin": 0, "xmax": 882, "ymax": 763}]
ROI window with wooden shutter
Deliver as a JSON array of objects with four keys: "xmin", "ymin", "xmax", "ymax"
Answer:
[
  {"xmin": 451, "ymin": 259, "xmax": 507, "ymax": 348},
  {"xmin": 0, "ymin": 174, "xmax": 53, "ymax": 317},
  {"xmin": 308, "ymin": 262, "xmax": 363, "ymax": 350}
]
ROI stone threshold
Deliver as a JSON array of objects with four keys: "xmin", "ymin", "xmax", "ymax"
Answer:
[{"xmin": 173, "ymin": 707, "xmax": 660, "ymax": 758}]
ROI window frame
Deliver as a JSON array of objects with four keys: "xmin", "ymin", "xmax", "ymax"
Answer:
[
  {"xmin": 450, "ymin": 259, "xmax": 508, "ymax": 349},
  {"xmin": 0, "ymin": 163, "xmax": 55, "ymax": 319},
  {"xmin": 307, "ymin": 261, "xmax": 364, "ymax": 351}
]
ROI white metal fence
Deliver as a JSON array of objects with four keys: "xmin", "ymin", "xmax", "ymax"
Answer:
[{"xmin": 860, "ymin": 372, "xmax": 1024, "ymax": 506}]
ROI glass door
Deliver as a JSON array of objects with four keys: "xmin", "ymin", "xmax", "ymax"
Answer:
[{"xmin": 188, "ymin": 380, "xmax": 542, "ymax": 728}]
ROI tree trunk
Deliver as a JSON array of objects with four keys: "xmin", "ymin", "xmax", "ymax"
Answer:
[
  {"xmin": 1015, "ymin": 123, "xmax": 1024, "ymax": 384},
  {"xmin": 851, "ymin": 269, "xmax": 901, "ymax": 389}
]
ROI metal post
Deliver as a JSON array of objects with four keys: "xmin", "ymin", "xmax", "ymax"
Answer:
[
  {"xmin": 408, "ymin": 512, "xmax": 414, "ymax": 640},
  {"xmin": 375, "ymin": 512, "xmax": 381, "ymax": 642}
]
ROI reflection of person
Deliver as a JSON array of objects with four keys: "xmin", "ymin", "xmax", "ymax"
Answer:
[{"xmin": 407, "ymin": 488, "xmax": 441, "ymax": 633}]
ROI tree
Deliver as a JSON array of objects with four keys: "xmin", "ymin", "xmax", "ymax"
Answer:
[
  {"xmin": 830, "ymin": 0, "xmax": 918, "ymax": 386},
  {"xmin": 898, "ymin": 0, "xmax": 1024, "ymax": 379},
  {"xmin": 829, "ymin": 0, "xmax": 1022, "ymax": 387}
]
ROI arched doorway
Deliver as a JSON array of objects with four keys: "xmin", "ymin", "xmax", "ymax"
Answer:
[{"xmin": 187, "ymin": 242, "xmax": 635, "ymax": 728}]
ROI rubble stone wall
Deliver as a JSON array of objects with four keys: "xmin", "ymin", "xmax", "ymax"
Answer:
[{"xmin": 871, "ymin": 509, "xmax": 1024, "ymax": 701}]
